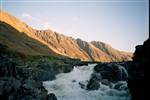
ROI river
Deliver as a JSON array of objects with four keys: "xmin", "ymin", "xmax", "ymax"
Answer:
[{"xmin": 43, "ymin": 64, "xmax": 131, "ymax": 100}]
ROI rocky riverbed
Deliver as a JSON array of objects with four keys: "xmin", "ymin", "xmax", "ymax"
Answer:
[{"xmin": 43, "ymin": 63, "xmax": 131, "ymax": 100}]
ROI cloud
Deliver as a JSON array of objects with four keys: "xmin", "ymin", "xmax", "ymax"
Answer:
[
  {"xmin": 22, "ymin": 13, "xmax": 32, "ymax": 19},
  {"xmin": 21, "ymin": 12, "xmax": 51, "ymax": 29}
]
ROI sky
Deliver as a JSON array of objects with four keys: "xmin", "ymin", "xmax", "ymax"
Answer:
[{"xmin": 1, "ymin": 0, "xmax": 149, "ymax": 52}]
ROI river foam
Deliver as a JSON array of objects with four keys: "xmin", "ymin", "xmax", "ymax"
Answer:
[{"xmin": 43, "ymin": 64, "xmax": 131, "ymax": 100}]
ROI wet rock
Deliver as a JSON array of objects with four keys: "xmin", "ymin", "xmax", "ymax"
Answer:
[
  {"xmin": 86, "ymin": 79, "xmax": 100, "ymax": 90},
  {"xmin": 101, "ymin": 79, "xmax": 110, "ymax": 86},
  {"xmin": 79, "ymin": 81, "xmax": 87, "ymax": 89},
  {"xmin": 47, "ymin": 93, "xmax": 57, "ymax": 100},
  {"xmin": 72, "ymin": 80, "xmax": 76, "ymax": 83},
  {"xmin": 114, "ymin": 81, "xmax": 128, "ymax": 91},
  {"xmin": 91, "ymin": 73, "xmax": 102, "ymax": 81},
  {"xmin": 94, "ymin": 63, "xmax": 128, "ymax": 82},
  {"xmin": 127, "ymin": 39, "xmax": 149, "ymax": 100}
]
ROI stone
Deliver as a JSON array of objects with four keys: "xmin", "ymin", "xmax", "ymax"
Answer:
[
  {"xmin": 114, "ymin": 81, "xmax": 128, "ymax": 91},
  {"xmin": 47, "ymin": 93, "xmax": 57, "ymax": 100},
  {"xmin": 91, "ymin": 73, "xmax": 102, "ymax": 81},
  {"xmin": 94, "ymin": 63, "xmax": 128, "ymax": 82},
  {"xmin": 86, "ymin": 79, "xmax": 100, "ymax": 90},
  {"xmin": 101, "ymin": 79, "xmax": 111, "ymax": 86},
  {"xmin": 79, "ymin": 81, "xmax": 87, "ymax": 89}
]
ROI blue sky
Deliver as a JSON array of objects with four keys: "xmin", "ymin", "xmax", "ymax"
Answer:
[{"xmin": 1, "ymin": 0, "xmax": 149, "ymax": 52}]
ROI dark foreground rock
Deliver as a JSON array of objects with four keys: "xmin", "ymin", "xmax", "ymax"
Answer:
[
  {"xmin": 0, "ymin": 57, "xmax": 57, "ymax": 100},
  {"xmin": 94, "ymin": 62, "xmax": 128, "ymax": 82},
  {"xmin": 0, "ymin": 43, "xmax": 76, "ymax": 100},
  {"xmin": 47, "ymin": 93, "xmax": 57, "ymax": 100},
  {"xmin": 127, "ymin": 38, "xmax": 149, "ymax": 100}
]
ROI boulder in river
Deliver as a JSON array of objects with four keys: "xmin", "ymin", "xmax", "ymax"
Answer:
[
  {"xmin": 86, "ymin": 79, "xmax": 100, "ymax": 90},
  {"xmin": 91, "ymin": 72, "xmax": 102, "ymax": 81},
  {"xmin": 94, "ymin": 63, "xmax": 128, "ymax": 82},
  {"xmin": 47, "ymin": 93, "xmax": 57, "ymax": 100}
]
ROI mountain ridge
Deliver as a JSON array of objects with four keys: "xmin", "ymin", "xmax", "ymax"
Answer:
[{"xmin": 0, "ymin": 10, "xmax": 132, "ymax": 61}]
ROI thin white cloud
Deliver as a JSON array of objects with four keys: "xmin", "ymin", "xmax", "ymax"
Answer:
[
  {"xmin": 22, "ymin": 13, "xmax": 32, "ymax": 19},
  {"xmin": 21, "ymin": 12, "xmax": 51, "ymax": 29}
]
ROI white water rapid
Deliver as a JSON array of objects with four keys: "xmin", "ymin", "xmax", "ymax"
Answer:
[{"xmin": 43, "ymin": 64, "xmax": 131, "ymax": 100}]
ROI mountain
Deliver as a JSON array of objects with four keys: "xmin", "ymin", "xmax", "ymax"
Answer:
[
  {"xmin": 91, "ymin": 41, "xmax": 132, "ymax": 61},
  {"xmin": 0, "ymin": 10, "xmax": 132, "ymax": 62},
  {"xmin": 0, "ymin": 10, "xmax": 59, "ymax": 56}
]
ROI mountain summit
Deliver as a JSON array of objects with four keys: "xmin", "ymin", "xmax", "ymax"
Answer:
[{"xmin": 0, "ymin": 10, "xmax": 132, "ymax": 61}]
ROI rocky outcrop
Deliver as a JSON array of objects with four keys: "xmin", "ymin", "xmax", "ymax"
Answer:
[
  {"xmin": 47, "ymin": 93, "xmax": 57, "ymax": 100},
  {"xmin": 127, "ymin": 38, "xmax": 149, "ymax": 100},
  {"xmin": 0, "ymin": 58, "xmax": 50, "ymax": 100},
  {"xmin": 91, "ymin": 41, "xmax": 133, "ymax": 61},
  {"xmin": 94, "ymin": 63, "xmax": 128, "ymax": 82},
  {"xmin": 0, "ymin": 42, "xmax": 78, "ymax": 100},
  {"xmin": 86, "ymin": 62, "xmax": 128, "ymax": 90},
  {"xmin": 76, "ymin": 38, "xmax": 112, "ymax": 61}
]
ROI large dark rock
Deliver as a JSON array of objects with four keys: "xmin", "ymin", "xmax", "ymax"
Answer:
[
  {"xmin": 47, "ymin": 93, "xmax": 57, "ymax": 100},
  {"xmin": 94, "ymin": 63, "xmax": 128, "ymax": 82},
  {"xmin": 127, "ymin": 39, "xmax": 149, "ymax": 100},
  {"xmin": 86, "ymin": 79, "xmax": 100, "ymax": 90},
  {"xmin": 0, "ymin": 57, "xmax": 57, "ymax": 100},
  {"xmin": 91, "ymin": 73, "xmax": 102, "ymax": 81}
]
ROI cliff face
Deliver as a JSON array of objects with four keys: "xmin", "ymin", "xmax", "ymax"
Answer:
[
  {"xmin": 34, "ymin": 31, "xmax": 90, "ymax": 61},
  {"xmin": 76, "ymin": 39, "xmax": 112, "ymax": 61},
  {"xmin": 0, "ymin": 10, "xmax": 132, "ymax": 62},
  {"xmin": 128, "ymin": 38, "xmax": 149, "ymax": 100},
  {"xmin": 91, "ymin": 41, "xmax": 132, "ymax": 61}
]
